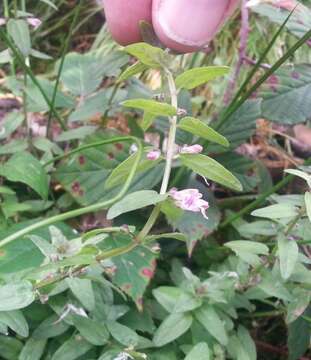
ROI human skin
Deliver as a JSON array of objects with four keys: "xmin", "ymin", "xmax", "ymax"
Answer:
[
  {"xmin": 152, "ymin": 0, "xmax": 240, "ymax": 53},
  {"xmin": 102, "ymin": 0, "xmax": 152, "ymax": 45},
  {"xmin": 102, "ymin": 0, "xmax": 239, "ymax": 52}
]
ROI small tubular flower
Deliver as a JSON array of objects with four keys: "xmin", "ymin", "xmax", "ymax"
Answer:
[
  {"xmin": 180, "ymin": 144, "xmax": 203, "ymax": 154},
  {"xmin": 102, "ymin": 0, "xmax": 152, "ymax": 45},
  {"xmin": 152, "ymin": 0, "xmax": 240, "ymax": 53},
  {"xmin": 169, "ymin": 188, "xmax": 209, "ymax": 219},
  {"xmin": 147, "ymin": 149, "xmax": 161, "ymax": 160}
]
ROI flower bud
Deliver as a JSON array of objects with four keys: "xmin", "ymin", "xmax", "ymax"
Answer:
[
  {"xmin": 152, "ymin": 0, "xmax": 240, "ymax": 53},
  {"xmin": 102, "ymin": 0, "xmax": 152, "ymax": 45}
]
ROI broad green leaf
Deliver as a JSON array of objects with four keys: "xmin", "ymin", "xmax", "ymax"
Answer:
[
  {"xmin": 153, "ymin": 287, "xmax": 201, "ymax": 314},
  {"xmin": 19, "ymin": 338, "xmax": 47, "ymax": 360},
  {"xmin": 124, "ymin": 42, "xmax": 168, "ymax": 68},
  {"xmin": 256, "ymin": 271, "xmax": 293, "ymax": 301},
  {"xmin": 118, "ymin": 61, "xmax": 148, "ymax": 82},
  {"xmin": 0, "ymin": 111, "xmax": 24, "ymax": 140},
  {"xmin": 225, "ymin": 240, "xmax": 269, "ymax": 267},
  {"xmin": 286, "ymin": 288, "xmax": 311, "ymax": 324},
  {"xmin": 278, "ymin": 234, "xmax": 299, "ymax": 280},
  {"xmin": 0, "ymin": 221, "xmax": 75, "ymax": 274},
  {"xmin": 0, "ymin": 281, "xmax": 35, "ymax": 311},
  {"xmin": 176, "ymin": 66, "xmax": 229, "ymax": 90},
  {"xmin": 178, "ymin": 117, "xmax": 229, "ymax": 147},
  {"xmin": 185, "ymin": 343, "xmax": 210, "ymax": 360},
  {"xmin": 288, "ymin": 306, "xmax": 311, "ymax": 360},
  {"xmin": 105, "ymin": 233, "xmax": 157, "ymax": 308},
  {"xmin": 305, "ymin": 192, "xmax": 311, "ymax": 222},
  {"xmin": 72, "ymin": 315, "xmax": 109, "ymax": 346},
  {"xmin": 32, "ymin": 315, "xmax": 70, "ymax": 340},
  {"xmin": 105, "ymin": 152, "xmax": 160, "ymax": 190},
  {"xmin": 0, "ymin": 335, "xmax": 23, "ymax": 360},
  {"xmin": 54, "ymin": 131, "xmax": 163, "ymax": 206},
  {"xmin": 195, "ymin": 305, "xmax": 228, "ymax": 346},
  {"xmin": 180, "ymin": 154, "xmax": 242, "ymax": 192},
  {"xmin": 260, "ymin": 65, "xmax": 311, "ymax": 124},
  {"xmin": 7, "ymin": 19, "xmax": 31, "ymax": 56},
  {"xmin": 122, "ymin": 99, "xmax": 177, "ymax": 116},
  {"xmin": 0, "ymin": 311, "xmax": 28, "ymax": 337},
  {"xmin": 0, "ymin": 152, "xmax": 49, "ymax": 199},
  {"xmin": 106, "ymin": 321, "xmax": 139, "ymax": 347},
  {"xmin": 0, "ymin": 49, "xmax": 11, "ymax": 64},
  {"xmin": 66, "ymin": 278, "xmax": 95, "ymax": 311},
  {"xmin": 251, "ymin": 204, "xmax": 298, "ymax": 219},
  {"xmin": 153, "ymin": 312, "xmax": 193, "ymax": 347},
  {"xmin": 107, "ymin": 190, "xmax": 167, "ymax": 219},
  {"xmin": 51, "ymin": 336, "xmax": 93, "ymax": 360},
  {"xmin": 237, "ymin": 326, "xmax": 257, "ymax": 360}
]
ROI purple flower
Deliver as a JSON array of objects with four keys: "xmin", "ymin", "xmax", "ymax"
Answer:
[
  {"xmin": 27, "ymin": 17, "xmax": 42, "ymax": 29},
  {"xmin": 169, "ymin": 188, "xmax": 209, "ymax": 219},
  {"xmin": 180, "ymin": 144, "xmax": 203, "ymax": 154},
  {"xmin": 147, "ymin": 149, "xmax": 161, "ymax": 161}
]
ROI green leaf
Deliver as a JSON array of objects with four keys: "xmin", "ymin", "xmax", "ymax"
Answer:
[
  {"xmin": 237, "ymin": 326, "xmax": 257, "ymax": 360},
  {"xmin": 19, "ymin": 338, "xmax": 47, "ymax": 360},
  {"xmin": 180, "ymin": 154, "xmax": 242, "ymax": 191},
  {"xmin": 0, "ymin": 281, "xmax": 35, "ymax": 311},
  {"xmin": 0, "ymin": 335, "xmax": 23, "ymax": 360},
  {"xmin": 178, "ymin": 117, "xmax": 229, "ymax": 147},
  {"xmin": 72, "ymin": 315, "xmax": 109, "ymax": 346},
  {"xmin": 305, "ymin": 192, "xmax": 311, "ymax": 222},
  {"xmin": 0, "ymin": 311, "xmax": 28, "ymax": 337},
  {"xmin": 118, "ymin": 61, "xmax": 148, "ymax": 82},
  {"xmin": 51, "ymin": 336, "xmax": 93, "ymax": 360},
  {"xmin": 66, "ymin": 278, "xmax": 95, "ymax": 311},
  {"xmin": 153, "ymin": 312, "xmax": 193, "ymax": 347},
  {"xmin": 105, "ymin": 152, "xmax": 160, "ymax": 190},
  {"xmin": 153, "ymin": 287, "xmax": 202, "ymax": 314},
  {"xmin": 185, "ymin": 342, "xmax": 210, "ymax": 360},
  {"xmin": 225, "ymin": 240, "xmax": 269, "ymax": 267},
  {"xmin": 30, "ymin": 48, "xmax": 53, "ymax": 60},
  {"xmin": 285, "ymin": 169, "xmax": 311, "ymax": 188},
  {"xmin": 260, "ymin": 64, "xmax": 311, "ymax": 124},
  {"xmin": 288, "ymin": 306, "xmax": 311, "ymax": 360},
  {"xmin": 278, "ymin": 234, "xmax": 299, "ymax": 280},
  {"xmin": 194, "ymin": 305, "xmax": 228, "ymax": 346},
  {"xmin": 32, "ymin": 315, "xmax": 70, "ymax": 340},
  {"xmin": 0, "ymin": 221, "xmax": 75, "ymax": 274},
  {"xmin": 251, "ymin": 204, "xmax": 298, "ymax": 219},
  {"xmin": 140, "ymin": 112, "xmax": 156, "ymax": 131},
  {"xmin": 39, "ymin": 0, "xmax": 58, "ymax": 9},
  {"xmin": 105, "ymin": 233, "xmax": 157, "ymax": 308},
  {"xmin": 0, "ymin": 111, "xmax": 24, "ymax": 140},
  {"xmin": 7, "ymin": 19, "xmax": 31, "ymax": 56},
  {"xmin": 122, "ymin": 99, "xmax": 177, "ymax": 116},
  {"xmin": 124, "ymin": 42, "xmax": 168, "ymax": 68},
  {"xmin": 107, "ymin": 190, "xmax": 167, "ymax": 219},
  {"xmin": 106, "ymin": 321, "xmax": 139, "ymax": 347},
  {"xmin": 175, "ymin": 66, "xmax": 229, "ymax": 90},
  {"xmin": 0, "ymin": 152, "xmax": 49, "ymax": 199}
]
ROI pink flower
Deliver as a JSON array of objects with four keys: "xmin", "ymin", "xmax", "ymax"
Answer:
[
  {"xmin": 0, "ymin": 18, "xmax": 6, "ymax": 26},
  {"xmin": 27, "ymin": 17, "xmax": 42, "ymax": 29},
  {"xmin": 180, "ymin": 144, "xmax": 203, "ymax": 154},
  {"xmin": 169, "ymin": 188, "xmax": 209, "ymax": 219},
  {"xmin": 147, "ymin": 149, "xmax": 161, "ymax": 160}
]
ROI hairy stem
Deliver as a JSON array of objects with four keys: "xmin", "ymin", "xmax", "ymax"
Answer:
[{"xmin": 137, "ymin": 70, "xmax": 178, "ymax": 242}]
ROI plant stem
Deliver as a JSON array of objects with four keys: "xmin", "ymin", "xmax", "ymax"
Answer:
[
  {"xmin": 0, "ymin": 137, "xmax": 143, "ymax": 248},
  {"xmin": 137, "ymin": 70, "xmax": 178, "ymax": 242},
  {"xmin": 3, "ymin": 0, "xmax": 9, "ymax": 17},
  {"xmin": 46, "ymin": 1, "xmax": 82, "ymax": 139}
]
